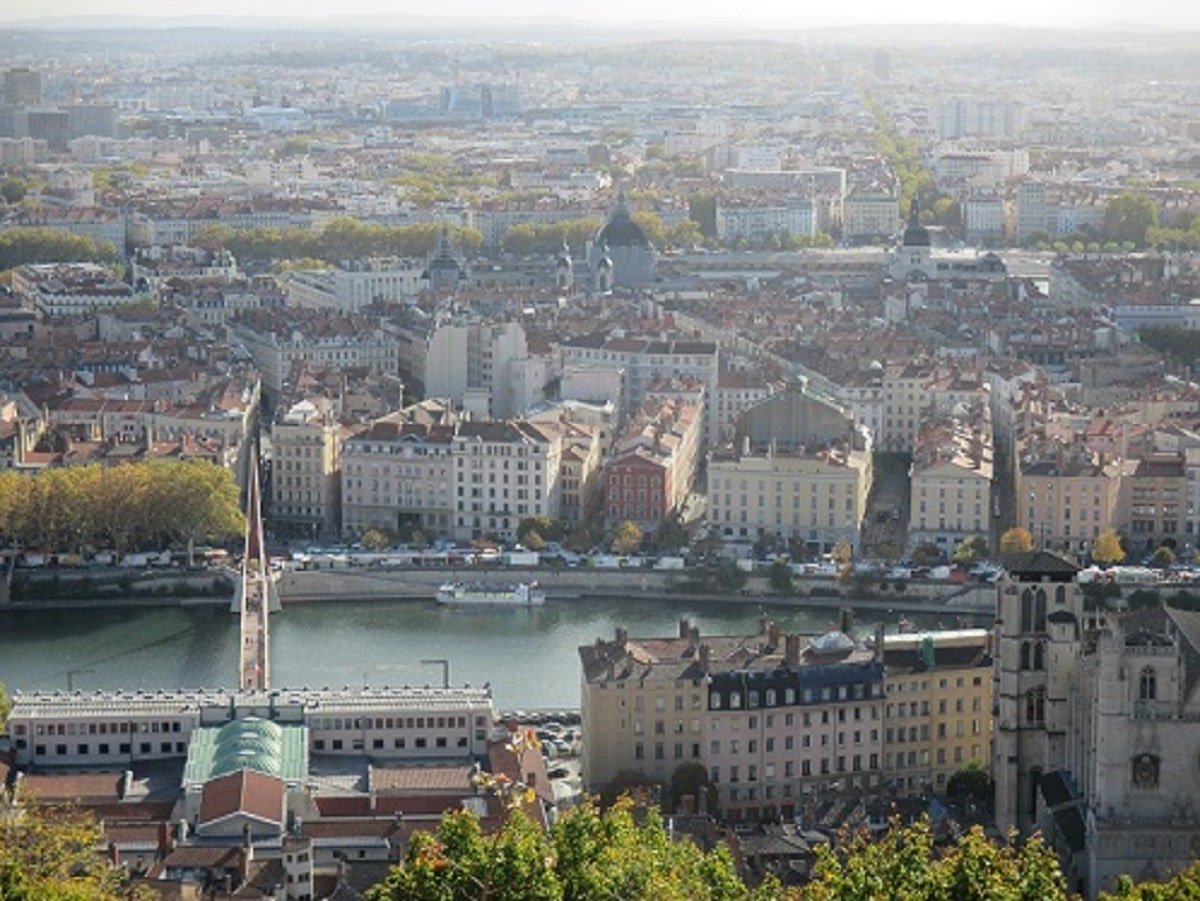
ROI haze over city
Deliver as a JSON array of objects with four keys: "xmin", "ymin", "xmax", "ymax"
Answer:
[
  {"xmin": 3, "ymin": 2, "xmax": 1200, "ymax": 899},
  {"xmin": 4, "ymin": 0, "xmax": 1199, "ymax": 31}
]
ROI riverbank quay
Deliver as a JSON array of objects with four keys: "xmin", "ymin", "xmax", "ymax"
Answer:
[{"xmin": 277, "ymin": 566, "xmax": 998, "ymax": 615}]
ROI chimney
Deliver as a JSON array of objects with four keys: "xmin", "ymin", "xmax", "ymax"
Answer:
[
  {"xmin": 615, "ymin": 626, "xmax": 628, "ymax": 646},
  {"xmin": 120, "ymin": 770, "xmax": 133, "ymax": 799},
  {"xmin": 767, "ymin": 621, "xmax": 782, "ymax": 651},
  {"xmin": 699, "ymin": 643, "xmax": 711, "ymax": 672},
  {"xmin": 679, "ymin": 617, "xmax": 690, "ymax": 639},
  {"xmin": 838, "ymin": 608, "xmax": 855, "ymax": 635},
  {"xmin": 758, "ymin": 614, "xmax": 770, "ymax": 636},
  {"xmin": 785, "ymin": 634, "xmax": 802, "ymax": 666},
  {"xmin": 874, "ymin": 623, "xmax": 886, "ymax": 663}
]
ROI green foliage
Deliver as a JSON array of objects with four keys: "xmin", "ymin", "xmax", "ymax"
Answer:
[
  {"xmin": 517, "ymin": 516, "xmax": 565, "ymax": 547},
  {"xmin": 865, "ymin": 95, "xmax": 934, "ymax": 212},
  {"xmin": 1139, "ymin": 326, "xmax": 1200, "ymax": 371},
  {"xmin": 366, "ymin": 800, "xmax": 773, "ymax": 901},
  {"xmin": 1, "ymin": 176, "xmax": 30, "ymax": 205},
  {"xmin": 1104, "ymin": 193, "xmax": 1159, "ymax": 247},
  {"xmin": 193, "ymin": 218, "xmax": 482, "ymax": 267},
  {"xmin": 360, "ymin": 528, "xmax": 392, "ymax": 551},
  {"xmin": 946, "ymin": 761, "xmax": 992, "ymax": 803},
  {"xmin": 912, "ymin": 543, "xmax": 943, "ymax": 567},
  {"xmin": 798, "ymin": 818, "xmax": 1067, "ymax": 901},
  {"xmin": 0, "ymin": 679, "xmax": 9, "ymax": 732},
  {"xmin": 1102, "ymin": 860, "xmax": 1200, "ymax": 899},
  {"xmin": 768, "ymin": 559, "xmax": 795, "ymax": 595},
  {"xmin": 650, "ymin": 515, "xmax": 688, "ymax": 553},
  {"xmin": 0, "ymin": 803, "xmax": 152, "ymax": 900},
  {"xmin": 668, "ymin": 762, "xmax": 718, "ymax": 814},
  {"xmin": 0, "ymin": 227, "xmax": 118, "ymax": 270},
  {"xmin": 610, "ymin": 521, "xmax": 644, "ymax": 555},
  {"xmin": 953, "ymin": 535, "xmax": 988, "ymax": 564},
  {"xmin": 501, "ymin": 219, "xmax": 603, "ymax": 256},
  {"xmin": 1151, "ymin": 545, "xmax": 1176, "ymax": 567},
  {"xmin": 0, "ymin": 460, "xmax": 244, "ymax": 555}
]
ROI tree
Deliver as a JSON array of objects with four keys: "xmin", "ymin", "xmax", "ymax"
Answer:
[
  {"xmin": 0, "ymin": 803, "xmax": 151, "ymax": 900},
  {"xmin": 1000, "ymin": 527, "xmax": 1035, "ymax": 556},
  {"xmin": 366, "ymin": 798, "xmax": 775, "ymax": 901},
  {"xmin": 0, "ymin": 679, "xmax": 9, "ymax": 732},
  {"xmin": 360, "ymin": 528, "xmax": 391, "ymax": 551},
  {"xmin": 667, "ymin": 762, "xmax": 717, "ymax": 814},
  {"xmin": 912, "ymin": 542, "xmax": 943, "ymax": 567},
  {"xmin": 1104, "ymin": 193, "xmax": 1159, "ymax": 247},
  {"xmin": 946, "ymin": 760, "xmax": 992, "ymax": 804},
  {"xmin": 1105, "ymin": 861, "xmax": 1200, "ymax": 899},
  {"xmin": 953, "ymin": 535, "xmax": 988, "ymax": 565},
  {"xmin": 651, "ymin": 515, "xmax": 688, "ymax": 552},
  {"xmin": 0, "ymin": 227, "xmax": 118, "ymax": 270},
  {"xmin": 1151, "ymin": 545, "xmax": 1176, "ymax": 568},
  {"xmin": 768, "ymin": 559, "xmax": 795, "ymax": 595},
  {"xmin": 1092, "ymin": 529, "xmax": 1125, "ymax": 567},
  {"xmin": 517, "ymin": 516, "xmax": 562, "ymax": 547},
  {"xmin": 798, "ymin": 817, "xmax": 1067, "ymax": 901},
  {"xmin": 610, "ymin": 521, "xmax": 643, "ymax": 555},
  {"xmin": 831, "ymin": 540, "xmax": 853, "ymax": 565}
]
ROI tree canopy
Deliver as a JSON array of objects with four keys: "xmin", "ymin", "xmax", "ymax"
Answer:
[
  {"xmin": 1092, "ymin": 529, "xmax": 1125, "ymax": 566},
  {"xmin": 0, "ymin": 803, "xmax": 151, "ymax": 900},
  {"xmin": 366, "ymin": 800, "xmax": 777, "ymax": 901},
  {"xmin": 1000, "ymin": 527, "xmax": 1035, "ymax": 556},
  {"xmin": 0, "ymin": 227, "xmax": 118, "ymax": 271},
  {"xmin": 610, "ymin": 520, "xmax": 644, "ymax": 555},
  {"xmin": 953, "ymin": 535, "xmax": 988, "ymax": 564},
  {"xmin": 0, "ymin": 460, "xmax": 244, "ymax": 554},
  {"xmin": 1104, "ymin": 193, "xmax": 1159, "ymax": 247},
  {"xmin": 194, "ymin": 218, "xmax": 482, "ymax": 267}
]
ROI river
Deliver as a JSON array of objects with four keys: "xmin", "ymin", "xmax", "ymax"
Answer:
[{"xmin": 0, "ymin": 599, "xmax": 986, "ymax": 710}]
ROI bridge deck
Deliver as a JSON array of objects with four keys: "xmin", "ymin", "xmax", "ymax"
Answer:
[{"xmin": 238, "ymin": 450, "xmax": 270, "ymax": 692}]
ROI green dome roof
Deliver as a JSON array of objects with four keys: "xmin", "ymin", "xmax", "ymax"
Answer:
[{"xmin": 210, "ymin": 717, "xmax": 284, "ymax": 778}]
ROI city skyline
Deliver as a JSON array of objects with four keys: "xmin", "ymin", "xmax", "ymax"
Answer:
[{"xmin": 2, "ymin": 0, "xmax": 1198, "ymax": 32}]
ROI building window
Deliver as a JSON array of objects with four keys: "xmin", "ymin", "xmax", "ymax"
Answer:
[
  {"xmin": 1024, "ymin": 687, "xmax": 1045, "ymax": 727},
  {"xmin": 1139, "ymin": 667, "xmax": 1157, "ymax": 702}
]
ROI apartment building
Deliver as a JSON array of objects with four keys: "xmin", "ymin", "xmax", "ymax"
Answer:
[
  {"xmin": 714, "ymin": 199, "xmax": 815, "ymax": 243},
  {"xmin": 341, "ymin": 415, "xmax": 456, "ymax": 538},
  {"xmin": 451, "ymin": 420, "xmax": 562, "ymax": 542},
  {"xmin": 708, "ymin": 443, "xmax": 871, "ymax": 554},
  {"xmin": 559, "ymin": 334, "xmax": 719, "ymax": 442},
  {"xmin": 1016, "ymin": 452, "xmax": 1120, "ymax": 555},
  {"xmin": 843, "ymin": 189, "xmax": 900, "ymax": 240},
  {"xmin": 604, "ymin": 396, "xmax": 702, "ymax": 527},
  {"xmin": 1118, "ymin": 453, "xmax": 1187, "ymax": 555},
  {"xmin": 881, "ymin": 630, "xmax": 992, "ymax": 795},
  {"xmin": 12, "ymin": 262, "xmax": 144, "ymax": 317},
  {"xmin": 579, "ymin": 619, "xmax": 887, "ymax": 824},
  {"xmin": 285, "ymin": 258, "xmax": 424, "ymax": 313},
  {"xmin": 270, "ymin": 397, "xmax": 343, "ymax": 540},
  {"xmin": 908, "ymin": 406, "xmax": 994, "ymax": 554},
  {"xmin": 424, "ymin": 319, "xmax": 528, "ymax": 419}
]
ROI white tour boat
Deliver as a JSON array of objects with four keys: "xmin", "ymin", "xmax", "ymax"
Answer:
[{"xmin": 435, "ymin": 581, "xmax": 546, "ymax": 606}]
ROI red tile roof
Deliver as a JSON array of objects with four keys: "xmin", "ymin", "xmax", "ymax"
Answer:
[{"xmin": 198, "ymin": 770, "xmax": 284, "ymax": 827}]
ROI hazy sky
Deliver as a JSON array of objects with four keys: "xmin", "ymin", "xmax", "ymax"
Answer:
[{"xmin": 2, "ymin": 0, "xmax": 1197, "ymax": 30}]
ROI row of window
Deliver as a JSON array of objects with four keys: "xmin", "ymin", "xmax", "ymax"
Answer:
[
  {"xmin": 711, "ymin": 728, "xmax": 880, "ymax": 756},
  {"xmin": 713, "ymin": 752, "xmax": 881, "ymax": 783},
  {"xmin": 18, "ymin": 720, "xmax": 183, "ymax": 737},
  {"xmin": 711, "ymin": 684, "xmax": 881, "ymax": 710}
]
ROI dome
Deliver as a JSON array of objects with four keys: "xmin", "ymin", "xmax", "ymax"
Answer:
[
  {"xmin": 809, "ymin": 631, "xmax": 855, "ymax": 654},
  {"xmin": 596, "ymin": 191, "xmax": 651, "ymax": 249},
  {"xmin": 210, "ymin": 717, "xmax": 284, "ymax": 778}
]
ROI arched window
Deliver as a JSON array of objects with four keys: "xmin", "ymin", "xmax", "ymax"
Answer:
[
  {"xmin": 1055, "ymin": 585, "xmax": 1067, "ymax": 605},
  {"xmin": 1025, "ymin": 687, "xmax": 1046, "ymax": 726},
  {"xmin": 1020, "ymin": 642, "xmax": 1032, "ymax": 671},
  {"xmin": 1034, "ymin": 589, "xmax": 1047, "ymax": 632},
  {"xmin": 1033, "ymin": 642, "xmax": 1045, "ymax": 671},
  {"xmin": 1139, "ymin": 667, "xmax": 1157, "ymax": 702},
  {"xmin": 1020, "ymin": 589, "xmax": 1034, "ymax": 633}
]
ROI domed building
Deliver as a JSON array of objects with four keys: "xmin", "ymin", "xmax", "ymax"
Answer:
[
  {"xmin": 888, "ymin": 198, "xmax": 933, "ymax": 281},
  {"xmin": 587, "ymin": 190, "xmax": 657, "ymax": 289}
]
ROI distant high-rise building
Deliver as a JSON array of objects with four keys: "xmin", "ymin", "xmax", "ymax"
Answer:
[{"xmin": 3, "ymin": 67, "xmax": 42, "ymax": 106}]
